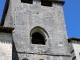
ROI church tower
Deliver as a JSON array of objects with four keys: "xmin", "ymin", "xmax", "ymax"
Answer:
[{"xmin": 1, "ymin": 0, "xmax": 71, "ymax": 60}]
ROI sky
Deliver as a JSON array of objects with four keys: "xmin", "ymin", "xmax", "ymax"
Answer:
[{"xmin": 0, "ymin": 0, "xmax": 80, "ymax": 38}]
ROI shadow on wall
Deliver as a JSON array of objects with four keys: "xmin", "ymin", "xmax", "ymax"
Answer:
[
  {"xmin": 12, "ymin": 41, "xmax": 19, "ymax": 60},
  {"xmin": 0, "ymin": 33, "xmax": 12, "ymax": 44},
  {"xmin": 0, "ymin": 40, "xmax": 12, "ymax": 44}
]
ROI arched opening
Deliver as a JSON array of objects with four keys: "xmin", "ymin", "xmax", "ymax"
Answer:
[
  {"xmin": 30, "ymin": 26, "xmax": 49, "ymax": 45},
  {"xmin": 22, "ymin": 58, "xmax": 28, "ymax": 60},
  {"xmin": 31, "ymin": 32, "xmax": 45, "ymax": 45},
  {"xmin": 39, "ymin": 59, "xmax": 44, "ymax": 60}
]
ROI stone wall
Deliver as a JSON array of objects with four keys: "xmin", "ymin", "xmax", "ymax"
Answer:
[
  {"xmin": 0, "ymin": 32, "xmax": 12, "ymax": 60},
  {"xmin": 18, "ymin": 54, "xmax": 71, "ymax": 60},
  {"xmin": 72, "ymin": 40, "xmax": 80, "ymax": 60},
  {"xmin": 3, "ymin": 0, "xmax": 71, "ymax": 60}
]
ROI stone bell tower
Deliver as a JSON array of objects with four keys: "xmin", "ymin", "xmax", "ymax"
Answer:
[{"xmin": 1, "ymin": 0, "xmax": 71, "ymax": 60}]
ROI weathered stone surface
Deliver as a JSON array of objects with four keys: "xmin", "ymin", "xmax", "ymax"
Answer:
[
  {"xmin": 3, "ymin": 0, "xmax": 71, "ymax": 60},
  {"xmin": 0, "ymin": 33, "xmax": 12, "ymax": 60},
  {"xmin": 18, "ymin": 54, "xmax": 72, "ymax": 60},
  {"xmin": 69, "ymin": 39, "xmax": 80, "ymax": 60}
]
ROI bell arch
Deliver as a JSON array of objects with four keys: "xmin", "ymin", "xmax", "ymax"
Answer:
[
  {"xmin": 22, "ymin": 58, "xmax": 28, "ymax": 60},
  {"xmin": 30, "ymin": 26, "xmax": 49, "ymax": 45}
]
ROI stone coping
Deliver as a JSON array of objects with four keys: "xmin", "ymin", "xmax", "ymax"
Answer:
[
  {"xmin": 68, "ymin": 38, "xmax": 80, "ymax": 42},
  {"xmin": 0, "ymin": 26, "xmax": 14, "ymax": 33}
]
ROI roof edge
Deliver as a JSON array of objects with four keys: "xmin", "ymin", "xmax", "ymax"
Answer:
[
  {"xmin": 68, "ymin": 38, "xmax": 80, "ymax": 42},
  {"xmin": 0, "ymin": 26, "xmax": 14, "ymax": 33}
]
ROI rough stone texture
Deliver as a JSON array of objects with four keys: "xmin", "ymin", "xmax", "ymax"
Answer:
[
  {"xmin": 18, "ymin": 54, "xmax": 71, "ymax": 60},
  {"xmin": 3, "ymin": 0, "xmax": 71, "ymax": 60},
  {"xmin": 69, "ymin": 40, "xmax": 80, "ymax": 60},
  {"xmin": 73, "ymin": 42, "xmax": 80, "ymax": 60},
  {"xmin": 0, "ymin": 32, "xmax": 12, "ymax": 60}
]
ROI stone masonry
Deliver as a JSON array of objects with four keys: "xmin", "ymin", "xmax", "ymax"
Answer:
[
  {"xmin": 1, "ymin": 0, "xmax": 72, "ymax": 60},
  {"xmin": 0, "ymin": 27, "xmax": 13, "ymax": 60}
]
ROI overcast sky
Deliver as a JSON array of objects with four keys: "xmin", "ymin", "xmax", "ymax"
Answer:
[{"xmin": 0, "ymin": 0, "xmax": 80, "ymax": 38}]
